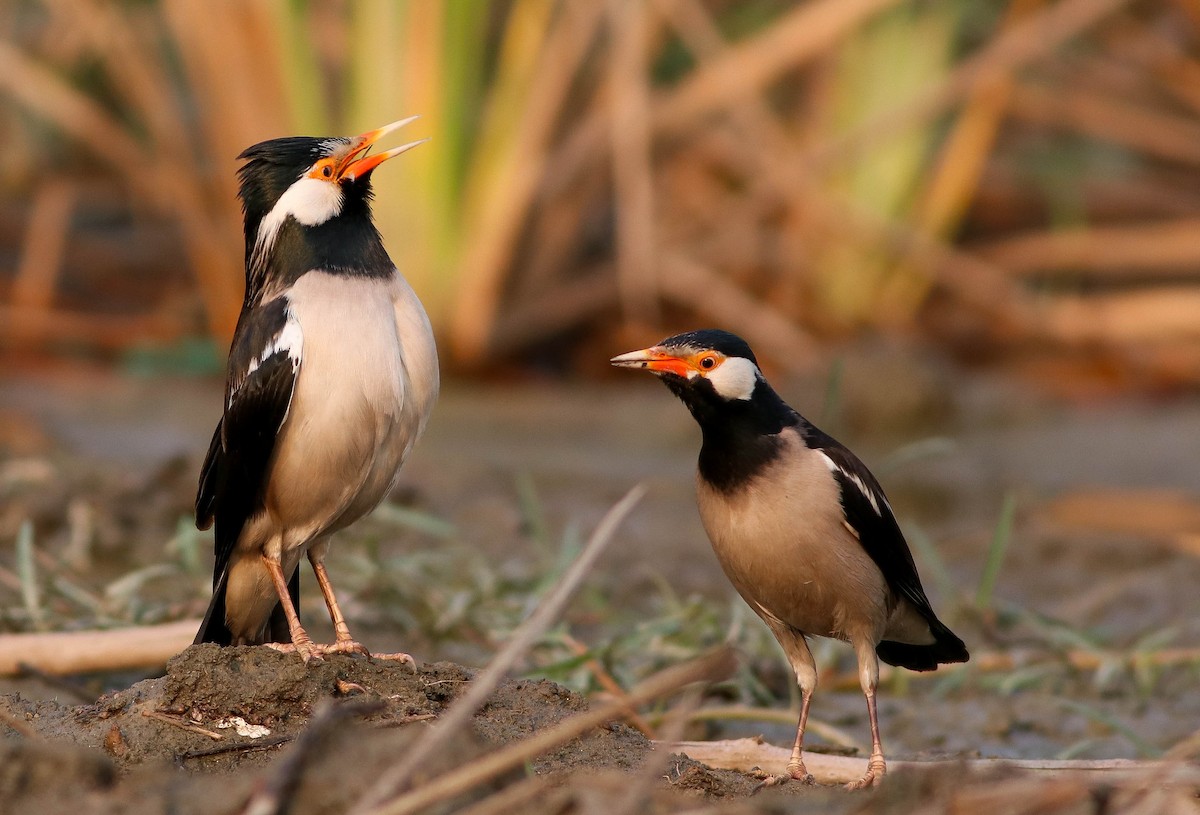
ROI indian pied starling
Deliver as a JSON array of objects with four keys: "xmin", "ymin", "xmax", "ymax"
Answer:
[
  {"xmin": 612, "ymin": 329, "xmax": 967, "ymax": 789},
  {"xmin": 195, "ymin": 118, "xmax": 439, "ymax": 663}
]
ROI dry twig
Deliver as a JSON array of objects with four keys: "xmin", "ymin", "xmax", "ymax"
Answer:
[
  {"xmin": 352, "ymin": 485, "xmax": 646, "ymax": 812},
  {"xmin": 363, "ymin": 648, "xmax": 736, "ymax": 815},
  {"xmin": 240, "ymin": 701, "xmax": 383, "ymax": 815},
  {"xmin": 0, "ymin": 619, "xmax": 199, "ymax": 677},
  {"xmin": 661, "ymin": 736, "xmax": 1200, "ymax": 786},
  {"xmin": 141, "ymin": 709, "xmax": 223, "ymax": 741}
]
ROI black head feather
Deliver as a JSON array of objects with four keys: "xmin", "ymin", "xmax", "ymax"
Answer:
[
  {"xmin": 635, "ymin": 329, "xmax": 797, "ymax": 490},
  {"xmin": 234, "ymin": 134, "xmax": 389, "ymax": 303},
  {"xmin": 657, "ymin": 329, "xmax": 757, "ymax": 364},
  {"xmin": 236, "ymin": 136, "xmax": 352, "ymax": 250}
]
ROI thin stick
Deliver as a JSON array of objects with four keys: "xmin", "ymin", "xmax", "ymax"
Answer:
[
  {"xmin": 607, "ymin": 0, "xmax": 661, "ymax": 329},
  {"xmin": 240, "ymin": 701, "xmax": 383, "ymax": 815},
  {"xmin": 561, "ymin": 632, "xmax": 655, "ymax": 738},
  {"xmin": 10, "ymin": 180, "xmax": 75, "ymax": 315},
  {"xmin": 0, "ymin": 619, "xmax": 199, "ymax": 676},
  {"xmin": 352, "ymin": 485, "xmax": 646, "ymax": 812},
  {"xmin": 142, "ymin": 709, "xmax": 223, "ymax": 741},
  {"xmin": 177, "ymin": 734, "xmax": 294, "ymax": 763},
  {"xmin": 0, "ymin": 703, "xmax": 39, "ymax": 739},
  {"xmin": 364, "ymin": 648, "xmax": 735, "ymax": 815},
  {"xmin": 449, "ymin": 776, "xmax": 554, "ymax": 815},
  {"xmin": 372, "ymin": 713, "xmax": 437, "ymax": 728},
  {"xmin": 612, "ymin": 687, "xmax": 702, "ymax": 815},
  {"xmin": 664, "ymin": 704, "xmax": 862, "ymax": 753},
  {"xmin": 663, "ymin": 737, "xmax": 1200, "ymax": 785}
]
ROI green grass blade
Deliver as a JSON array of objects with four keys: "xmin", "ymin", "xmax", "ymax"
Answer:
[
  {"xmin": 976, "ymin": 491, "xmax": 1016, "ymax": 611},
  {"xmin": 16, "ymin": 520, "xmax": 45, "ymax": 630}
]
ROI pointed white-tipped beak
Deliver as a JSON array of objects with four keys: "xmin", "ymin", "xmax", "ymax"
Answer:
[{"xmin": 610, "ymin": 348, "xmax": 658, "ymax": 369}]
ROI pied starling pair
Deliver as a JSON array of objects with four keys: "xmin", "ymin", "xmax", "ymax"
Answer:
[
  {"xmin": 194, "ymin": 118, "xmax": 438, "ymax": 663},
  {"xmin": 613, "ymin": 330, "xmax": 968, "ymax": 789}
]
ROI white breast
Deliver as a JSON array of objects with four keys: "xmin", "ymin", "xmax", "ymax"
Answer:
[{"xmin": 265, "ymin": 269, "xmax": 439, "ymax": 541}]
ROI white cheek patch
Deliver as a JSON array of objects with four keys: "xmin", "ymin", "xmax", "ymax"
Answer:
[
  {"xmin": 250, "ymin": 175, "xmax": 344, "ymax": 272},
  {"xmin": 706, "ymin": 356, "xmax": 759, "ymax": 400}
]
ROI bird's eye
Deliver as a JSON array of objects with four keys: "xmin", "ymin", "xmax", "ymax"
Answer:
[
  {"xmin": 699, "ymin": 355, "xmax": 717, "ymax": 370},
  {"xmin": 321, "ymin": 165, "xmax": 333, "ymax": 179}
]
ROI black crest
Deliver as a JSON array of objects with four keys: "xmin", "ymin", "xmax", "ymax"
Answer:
[{"xmin": 659, "ymin": 329, "xmax": 757, "ymax": 363}]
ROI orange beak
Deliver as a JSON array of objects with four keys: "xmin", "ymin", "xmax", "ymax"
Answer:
[
  {"xmin": 610, "ymin": 346, "xmax": 692, "ymax": 378},
  {"xmin": 337, "ymin": 115, "xmax": 428, "ymax": 181}
]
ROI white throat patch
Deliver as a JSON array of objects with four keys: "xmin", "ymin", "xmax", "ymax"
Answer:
[
  {"xmin": 250, "ymin": 175, "xmax": 344, "ymax": 272},
  {"xmin": 707, "ymin": 356, "xmax": 759, "ymax": 400}
]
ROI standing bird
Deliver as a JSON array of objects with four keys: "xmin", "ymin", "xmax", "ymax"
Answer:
[
  {"xmin": 611, "ymin": 329, "xmax": 967, "ymax": 789},
  {"xmin": 194, "ymin": 118, "xmax": 439, "ymax": 663}
]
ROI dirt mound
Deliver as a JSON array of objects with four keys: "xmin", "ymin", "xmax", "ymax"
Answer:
[{"xmin": 0, "ymin": 645, "xmax": 733, "ymax": 814}]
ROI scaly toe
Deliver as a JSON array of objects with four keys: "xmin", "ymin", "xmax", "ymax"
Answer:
[
  {"xmin": 263, "ymin": 641, "xmax": 325, "ymax": 663},
  {"xmin": 750, "ymin": 774, "xmax": 789, "ymax": 795},
  {"xmin": 369, "ymin": 651, "xmax": 417, "ymax": 669},
  {"xmin": 322, "ymin": 639, "xmax": 371, "ymax": 657},
  {"xmin": 749, "ymin": 765, "xmax": 812, "ymax": 795},
  {"xmin": 844, "ymin": 759, "xmax": 886, "ymax": 791}
]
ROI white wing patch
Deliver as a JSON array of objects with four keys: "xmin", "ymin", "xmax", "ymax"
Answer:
[
  {"xmin": 818, "ymin": 450, "xmax": 887, "ymax": 516},
  {"xmin": 229, "ymin": 306, "xmax": 303, "ymax": 410},
  {"xmin": 249, "ymin": 174, "xmax": 345, "ymax": 274},
  {"xmin": 706, "ymin": 356, "xmax": 759, "ymax": 400}
]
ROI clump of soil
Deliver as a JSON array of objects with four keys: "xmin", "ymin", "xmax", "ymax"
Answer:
[{"xmin": 0, "ymin": 645, "xmax": 741, "ymax": 814}]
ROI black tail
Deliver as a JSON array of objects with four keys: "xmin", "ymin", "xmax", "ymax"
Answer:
[
  {"xmin": 876, "ymin": 617, "xmax": 969, "ymax": 672},
  {"xmin": 194, "ymin": 567, "xmax": 298, "ymax": 646}
]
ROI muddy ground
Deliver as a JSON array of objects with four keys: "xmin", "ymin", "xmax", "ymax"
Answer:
[{"xmin": 1, "ymin": 346, "xmax": 1199, "ymax": 812}]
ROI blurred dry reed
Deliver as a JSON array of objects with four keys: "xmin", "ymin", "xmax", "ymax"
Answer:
[{"xmin": 3, "ymin": 0, "xmax": 1200, "ymax": 387}]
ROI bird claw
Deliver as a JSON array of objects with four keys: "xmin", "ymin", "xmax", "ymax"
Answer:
[
  {"xmin": 264, "ymin": 640, "xmax": 325, "ymax": 664},
  {"xmin": 844, "ymin": 756, "xmax": 886, "ymax": 791},
  {"xmin": 323, "ymin": 639, "xmax": 371, "ymax": 657},
  {"xmin": 369, "ymin": 651, "xmax": 417, "ymax": 670},
  {"xmin": 749, "ymin": 763, "xmax": 813, "ymax": 794}
]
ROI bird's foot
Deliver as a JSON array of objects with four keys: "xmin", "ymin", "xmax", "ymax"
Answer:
[
  {"xmin": 844, "ymin": 754, "xmax": 886, "ymax": 791},
  {"xmin": 264, "ymin": 637, "xmax": 415, "ymax": 668},
  {"xmin": 264, "ymin": 638, "xmax": 324, "ymax": 664},
  {"xmin": 750, "ymin": 761, "xmax": 814, "ymax": 794}
]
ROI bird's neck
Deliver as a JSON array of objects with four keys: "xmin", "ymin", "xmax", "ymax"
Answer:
[
  {"xmin": 671, "ymin": 380, "xmax": 798, "ymax": 492},
  {"xmin": 244, "ymin": 213, "xmax": 392, "ymax": 304}
]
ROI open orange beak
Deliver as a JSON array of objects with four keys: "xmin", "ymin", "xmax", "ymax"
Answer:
[
  {"xmin": 610, "ymin": 346, "xmax": 692, "ymax": 378},
  {"xmin": 337, "ymin": 115, "xmax": 428, "ymax": 181}
]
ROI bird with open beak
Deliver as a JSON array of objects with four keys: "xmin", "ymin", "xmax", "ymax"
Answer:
[
  {"xmin": 612, "ymin": 329, "xmax": 968, "ymax": 789},
  {"xmin": 194, "ymin": 118, "xmax": 439, "ymax": 663}
]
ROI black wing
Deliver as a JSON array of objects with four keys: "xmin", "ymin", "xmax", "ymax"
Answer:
[
  {"xmin": 806, "ymin": 428, "xmax": 934, "ymax": 616},
  {"xmin": 194, "ymin": 296, "xmax": 301, "ymax": 643},
  {"xmin": 804, "ymin": 424, "xmax": 968, "ymax": 669}
]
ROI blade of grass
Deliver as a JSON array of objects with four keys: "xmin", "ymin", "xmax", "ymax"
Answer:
[
  {"xmin": 1058, "ymin": 698, "xmax": 1163, "ymax": 759},
  {"xmin": 976, "ymin": 491, "xmax": 1017, "ymax": 611},
  {"xmin": 370, "ymin": 504, "xmax": 457, "ymax": 539},
  {"xmin": 905, "ymin": 522, "xmax": 958, "ymax": 608},
  {"xmin": 819, "ymin": 357, "xmax": 844, "ymax": 429},
  {"xmin": 15, "ymin": 521, "xmax": 44, "ymax": 631}
]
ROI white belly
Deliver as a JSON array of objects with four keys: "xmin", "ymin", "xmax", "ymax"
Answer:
[{"xmin": 264, "ymin": 269, "xmax": 439, "ymax": 548}]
